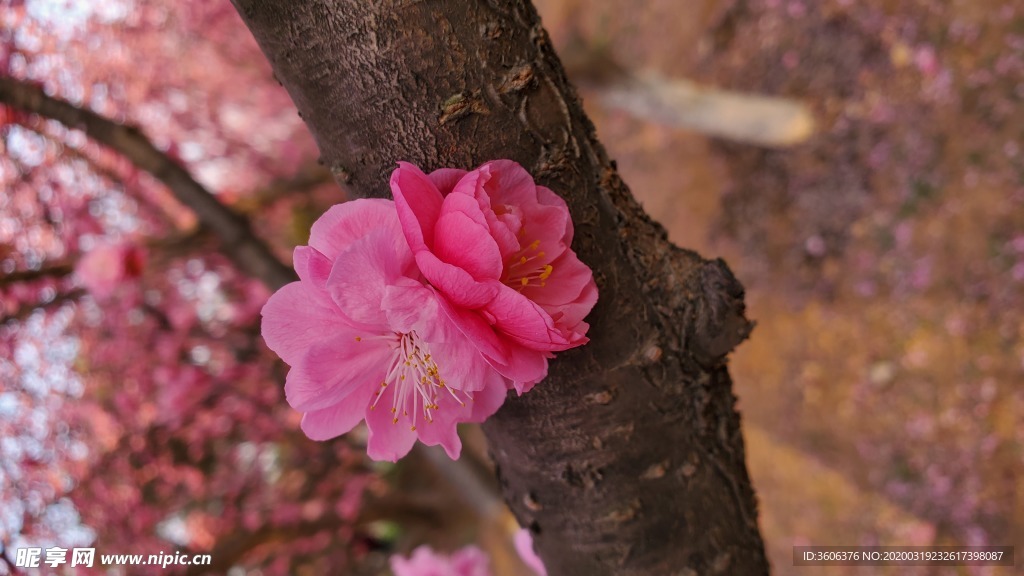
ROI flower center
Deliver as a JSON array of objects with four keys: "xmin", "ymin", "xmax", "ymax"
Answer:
[
  {"xmin": 504, "ymin": 238, "xmax": 553, "ymax": 291},
  {"xmin": 368, "ymin": 331, "xmax": 469, "ymax": 431}
]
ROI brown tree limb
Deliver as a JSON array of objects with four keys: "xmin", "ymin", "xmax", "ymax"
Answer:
[
  {"xmin": 0, "ymin": 76, "xmax": 296, "ymax": 291},
  {"xmin": 0, "ymin": 262, "xmax": 73, "ymax": 286},
  {"xmin": 231, "ymin": 1, "xmax": 768, "ymax": 574},
  {"xmin": 233, "ymin": 162, "xmax": 334, "ymax": 214},
  {"xmin": 1, "ymin": 288, "xmax": 85, "ymax": 326}
]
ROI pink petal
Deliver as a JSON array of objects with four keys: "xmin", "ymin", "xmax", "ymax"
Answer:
[
  {"xmin": 535, "ymin": 185, "xmax": 574, "ymax": 245},
  {"xmin": 412, "ymin": 380, "xmax": 506, "ymax": 460},
  {"xmin": 293, "ymin": 246, "xmax": 333, "ymax": 287},
  {"xmin": 466, "ymin": 377, "xmax": 508, "ymax": 422},
  {"xmin": 327, "ymin": 229, "xmax": 415, "ymax": 329},
  {"xmin": 434, "ymin": 202, "xmax": 503, "ymax": 280},
  {"xmin": 391, "ymin": 162, "xmax": 444, "ymax": 251},
  {"xmin": 433, "ymin": 292, "xmax": 510, "ymax": 363},
  {"xmin": 476, "ymin": 161, "xmax": 570, "ymax": 260},
  {"xmin": 522, "ymin": 250, "xmax": 598, "ymax": 329},
  {"xmin": 413, "ymin": 416, "xmax": 464, "ymax": 460},
  {"xmin": 428, "ymin": 167, "xmax": 468, "ymax": 195},
  {"xmin": 514, "ymin": 529, "xmax": 548, "ymax": 576},
  {"xmin": 391, "ymin": 546, "xmax": 490, "ymax": 576},
  {"xmin": 434, "ymin": 294, "xmax": 550, "ymax": 385},
  {"xmin": 365, "ymin": 397, "xmax": 419, "ymax": 462},
  {"xmin": 487, "ymin": 209, "xmax": 523, "ymax": 261},
  {"xmin": 486, "ymin": 284, "xmax": 573, "ymax": 351},
  {"xmin": 261, "ymin": 281, "xmax": 347, "ymax": 365},
  {"xmin": 308, "ymin": 198, "xmax": 400, "ymax": 261},
  {"xmin": 414, "ymin": 251, "xmax": 498, "ymax": 308},
  {"xmin": 430, "ymin": 336, "xmax": 508, "ymax": 393},
  {"xmin": 285, "ymin": 331, "xmax": 392, "ymax": 412},
  {"xmin": 380, "ymin": 279, "xmax": 439, "ymax": 334},
  {"xmin": 501, "ymin": 344, "xmax": 549, "ymax": 394},
  {"xmin": 300, "ymin": 386, "xmax": 375, "ymax": 441},
  {"xmin": 465, "ymin": 171, "xmax": 522, "ymax": 260},
  {"xmin": 479, "ymin": 159, "xmax": 537, "ymax": 207},
  {"xmin": 514, "ymin": 202, "xmax": 569, "ymax": 268},
  {"xmin": 451, "ymin": 548, "xmax": 492, "ymax": 576}
]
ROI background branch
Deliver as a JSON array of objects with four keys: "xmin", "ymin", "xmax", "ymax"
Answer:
[{"xmin": 0, "ymin": 76, "xmax": 295, "ymax": 291}]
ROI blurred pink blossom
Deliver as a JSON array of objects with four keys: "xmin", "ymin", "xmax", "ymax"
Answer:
[
  {"xmin": 914, "ymin": 46, "xmax": 938, "ymax": 76},
  {"xmin": 74, "ymin": 242, "xmax": 146, "ymax": 298},
  {"xmin": 390, "ymin": 546, "xmax": 490, "ymax": 576},
  {"xmin": 391, "ymin": 160, "xmax": 598, "ymax": 394},
  {"xmin": 514, "ymin": 528, "xmax": 548, "ymax": 576}
]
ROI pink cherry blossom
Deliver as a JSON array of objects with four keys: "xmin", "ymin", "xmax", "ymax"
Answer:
[
  {"xmin": 391, "ymin": 160, "xmax": 598, "ymax": 393},
  {"xmin": 514, "ymin": 528, "xmax": 548, "ymax": 576},
  {"xmin": 74, "ymin": 242, "xmax": 146, "ymax": 298},
  {"xmin": 390, "ymin": 545, "xmax": 491, "ymax": 576},
  {"xmin": 261, "ymin": 199, "xmax": 507, "ymax": 461}
]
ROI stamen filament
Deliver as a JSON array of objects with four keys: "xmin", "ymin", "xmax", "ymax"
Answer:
[{"xmin": 370, "ymin": 330, "xmax": 474, "ymax": 429}]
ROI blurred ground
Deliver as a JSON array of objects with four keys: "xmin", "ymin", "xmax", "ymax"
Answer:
[{"xmin": 535, "ymin": 0, "xmax": 1023, "ymax": 574}]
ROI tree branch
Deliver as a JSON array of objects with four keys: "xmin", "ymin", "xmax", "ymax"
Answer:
[
  {"xmin": 0, "ymin": 76, "xmax": 296, "ymax": 291},
  {"xmin": 0, "ymin": 262, "xmax": 73, "ymax": 286},
  {"xmin": 1, "ymin": 288, "xmax": 84, "ymax": 326}
]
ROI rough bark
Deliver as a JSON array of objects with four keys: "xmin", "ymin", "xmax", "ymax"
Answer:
[
  {"xmin": 0, "ymin": 76, "xmax": 296, "ymax": 291},
  {"xmin": 230, "ymin": 2, "xmax": 768, "ymax": 574}
]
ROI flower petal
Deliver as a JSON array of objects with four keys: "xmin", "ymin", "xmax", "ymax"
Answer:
[
  {"xmin": 434, "ymin": 198, "xmax": 503, "ymax": 280},
  {"xmin": 413, "ymin": 416, "xmax": 464, "ymax": 460},
  {"xmin": 380, "ymin": 278, "xmax": 441, "ymax": 335},
  {"xmin": 480, "ymin": 159, "xmax": 537, "ymax": 206},
  {"xmin": 514, "ymin": 528, "xmax": 548, "ymax": 576},
  {"xmin": 466, "ymin": 377, "xmax": 508, "ymax": 422},
  {"xmin": 522, "ymin": 250, "xmax": 598, "ymax": 329},
  {"xmin": 433, "ymin": 290, "xmax": 509, "ymax": 362},
  {"xmin": 327, "ymin": 229, "xmax": 415, "ymax": 329},
  {"xmin": 486, "ymin": 284, "xmax": 574, "ymax": 351},
  {"xmin": 308, "ymin": 198, "xmax": 400, "ymax": 261},
  {"xmin": 434, "ymin": 293, "xmax": 549, "ymax": 385},
  {"xmin": 365, "ymin": 396, "xmax": 419, "ymax": 462},
  {"xmin": 428, "ymin": 167, "xmax": 468, "ymax": 195},
  {"xmin": 536, "ymin": 185, "xmax": 574, "ymax": 245},
  {"xmin": 414, "ymin": 251, "xmax": 498, "ymax": 308},
  {"xmin": 300, "ymin": 385, "xmax": 375, "ymax": 441},
  {"xmin": 502, "ymin": 343, "xmax": 549, "ymax": 394},
  {"xmin": 431, "ymin": 337, "xmax": 507, "ymax": 393},
  {"xmin": 285, "ymin": 331, "xmax": 392, "ymax": 412},
  {"xmin": 261, "ymin": 281, "xmax": 347, "ymax": 365},
  {"xmin": 293, "ymin": 245, "xmax": 333, "ymax": 287},
  {"xmin": 391, "ymin": 162, "xmax": 444, "ymax": 251}
]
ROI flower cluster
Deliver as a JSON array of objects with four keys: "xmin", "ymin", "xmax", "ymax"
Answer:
[{"xmin": 261, "ymin": 160, "xmax": 597, "ymax": 461}]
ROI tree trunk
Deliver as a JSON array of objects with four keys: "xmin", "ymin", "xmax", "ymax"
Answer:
[{"xmin": 230, "ymin": 2, "xmax": 769, "ymax": 574}]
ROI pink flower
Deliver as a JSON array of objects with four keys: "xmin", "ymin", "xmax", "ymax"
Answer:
[
  {"xmin": 514, "ymin": 529, "xmax": 547, "ymax": 576},
  {"xmin": 261, "ymin": 199, "xmax": 507, "ymax": 461},
  {"xmin": 74, "ymin": 242, "xmax": 146, "ymax": 298},
  {"xmin": 391, "ymin": 161, "xmax": 598, "ymax": 393},
  {"xmin": 390, "ymin": 545, "xmax": 490, "ymax": 576}
]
